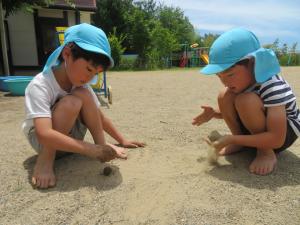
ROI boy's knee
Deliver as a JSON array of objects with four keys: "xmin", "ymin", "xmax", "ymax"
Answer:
[
  {"xmin": 58, "ymin": 95, "xmax": 83, "ymax": 113},
  {"xmin": 72, "ymin": 87, "xmax": 93, "ymax": 102},
  {"xmin": 234, "ymin": 92, "xmax": 264, "ymax": 111},
  {"xmin": 218, "ymin": 88, "xmax": 236, "ymax": 107}
]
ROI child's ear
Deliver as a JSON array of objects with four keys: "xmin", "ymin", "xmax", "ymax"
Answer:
[{"xmin": 61, "ymin": 46, "xmax": 72, "ymax": 61}]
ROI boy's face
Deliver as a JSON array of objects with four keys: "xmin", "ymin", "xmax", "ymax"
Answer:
[
  {"xmin": 66, "ymin": 57, "xmax": 103, "ymax": 87},
  {"xmin": 217, "ymin": 64, "xmax": 255, "ymax": 93}
]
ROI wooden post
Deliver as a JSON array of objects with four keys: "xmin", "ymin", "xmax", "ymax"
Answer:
[{"xmin": 0, "ymin": 0, "xmax": 10, "ymax": 75}]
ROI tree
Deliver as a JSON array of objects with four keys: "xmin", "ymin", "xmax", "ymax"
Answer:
[
  {"xmin": 134, "ymin": 0, "xmax": 158, "ymax": 20},
  {"xmin": 127, "ymin": 7, "xmax": 152, "ymax": 68},
  {"xmin": 290, "ymin": 42, "xmax": 298, "ymax": 53},
  {"xmin": 149, "ymin": 21, "xmax": 180, "ymax": 68},
  {"xmin": 281, "ymin": 43, "xmax": 288, "ymax": 55},
  {"xmin": 262, "ymin": 44, "xmax": 273, "ymax": 49},
  {"xmin": 92, "ymin": 0, "xmax": 133, "ymax": 37},
  {"xmin": 201, "ymin": 33, "xmax": 219, "ymax": 48},
  {"xmin": 92, "ymin": 0, "xmax": 135, "ymax": 52},
  {"xmin": 158, "ymin": 6, "xmax": 195, "ymax": 45},
  {"xmin": 108, "ymin": 27, "xmax": 126, "ymax": 67},
  {"xmin": 92, "ymin": 0, "xmax": 198, "ymax": 69},
  {"xmin": 271, "ymin": 38, "xmax": 280, "ymax": 56}
]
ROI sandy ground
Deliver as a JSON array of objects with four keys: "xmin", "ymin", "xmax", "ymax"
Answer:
[{"xmin": 0, "ymin": 67, "xmax": 300, "ymax": 225}]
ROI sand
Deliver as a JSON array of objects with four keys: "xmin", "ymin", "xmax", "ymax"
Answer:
[{"xmin": 0, "ymin": 67, "xmax": 300, "ymax": 225}]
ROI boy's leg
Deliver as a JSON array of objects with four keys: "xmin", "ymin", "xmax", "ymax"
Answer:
[
  {"xmin": 235, "ymin": 92, "xmax": 277, "ymax": 175},
  {"xmin": 72, "ymin": 88, "xmax": 105, "ymax": 145},
  {"xmin": 32, "ymin": 95, "xmax": 82, "ymax": 188},
  {"xmin": 218, "ymin": 88, "xmax": 244, "ymax": 155}
]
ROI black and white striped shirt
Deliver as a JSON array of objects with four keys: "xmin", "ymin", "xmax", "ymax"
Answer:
[{"xmin": 246, "ymin": 74, "xmax": 300, "ymax": 136}]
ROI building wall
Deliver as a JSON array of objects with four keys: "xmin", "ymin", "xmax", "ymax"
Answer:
[
  {"xmin": 38, "ymin": 8, "xmax": 64, "ymax": 18},
  {"xmin": 7, "ymin": 9, "xmax": 93, "ymax": 68},
  {"xmin": 7, "ymin": 11, "xmax": 38, "ymax": 66},
  {"xmin": 80, "ymin": 12, "xmax": 92, "ymax": 23},
  {"xmin": 67, "ymin": 10, "xmax": 76, "ymax": 26}
]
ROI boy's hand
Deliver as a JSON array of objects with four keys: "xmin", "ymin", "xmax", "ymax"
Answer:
[
  {"xmin": 120, "ymin": 140, "xmax": 146, "ymax": 148},
  {"xmin": 107, "ymin": 143, "xmax": 128, "ymax": 159},
  {"xmin": 192, "ymin": 105, "xmax": 216, "ymax": 126},
  {"xmin": 96, "ymin": 143, "xmax": 127, "ymax": 162},
  {"xmin": 210, "ymin": 135, "xmax": 233, "ymax": 151}
]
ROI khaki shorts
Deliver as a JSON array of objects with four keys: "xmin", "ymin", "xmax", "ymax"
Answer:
[{"xmin": 26, "ymin": 119, "xmax": 87, "ymax": 153}]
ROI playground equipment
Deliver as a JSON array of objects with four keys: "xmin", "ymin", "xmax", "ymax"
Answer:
[
  {"xmin": 198, "ymin": 47, "xmax": 209, "ymax": 65},
  {"xmin": 200, "ymin": 54, "xmax": 209, "ymax": 64},
  {"xmin": 178, "ymin": 44, "xmax": 209, "ymax": 67},
  {"xmin": 179, "ymin": 43, "xmax": 188, "ymax": 67},
  {"xmin": 56, "ymin": 27, "xmax": 67, "ymax": 45},
  {"xmin": 55, "ymin": 27, "xmax": 112, "ymax": 104},
  {"xmin": 89, "ymin": 72, "xmax": 112, "ymax": 104}
]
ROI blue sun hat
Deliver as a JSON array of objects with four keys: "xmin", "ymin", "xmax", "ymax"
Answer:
[
  {"xmin": 200, "ymin": 28, "xmax": 280, "ymax": 83},
  {"xmin": 43, "ymin": 23, "xmax": 114, "ymax": 84}
]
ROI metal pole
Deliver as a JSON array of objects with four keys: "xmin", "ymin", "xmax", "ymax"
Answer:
[{"xmin": 0, "ymin": 0, "xmax": 10, "ymax": 75}]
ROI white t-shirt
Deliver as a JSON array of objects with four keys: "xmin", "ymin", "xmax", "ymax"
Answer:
[{"xmin": 22, "ymin": 69, "xmax": 100, "ymax": 135}]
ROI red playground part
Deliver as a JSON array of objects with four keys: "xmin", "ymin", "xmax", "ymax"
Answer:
[{"xmin": 179, "ymin": 56, "xmax": 187, "ymax": 67}]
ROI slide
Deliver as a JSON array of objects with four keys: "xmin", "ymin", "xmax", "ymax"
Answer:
[
  {"xmin": 179, "ymin": 56, "xmax": 187, "ymax": 67},
  {"xmin": 200, "ymin": 54, "xmax": 209, "ymax": 64}
]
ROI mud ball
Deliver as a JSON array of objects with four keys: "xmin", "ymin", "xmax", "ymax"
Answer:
[
  {"xmin": 103, "ymin": 166, "xmax": 112, "ymax": 176},
  {"xmin": 208, "ymin": 130, "xmax": 222, "ymax": 142}
]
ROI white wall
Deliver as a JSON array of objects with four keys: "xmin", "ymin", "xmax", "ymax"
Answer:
[
  {"xmin": 7, "ymin": 9, "xmax": 93, "ymax": 67},
  {"xmin": 38, "ymin": 9, "xmax": 63, "ymax": 18},
  {"xmin": 67, "ymin": 10, "xmax": 76, "ymax": 26},
  {"xmin": 80, "ymin": 12, "xmax": 92, "ymax": 24},
  {"xmin": 7, "ymin": 11, "xmax": 38, "ymax": 66}
]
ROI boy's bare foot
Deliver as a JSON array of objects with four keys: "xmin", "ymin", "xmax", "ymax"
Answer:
[
  {"xmin": 32, "ymin": 151, "xmax": 56, "ymax": 189},
  {"xmin": 219, "ymin": 145, "xmax": 242, "ymax": 155},
  {"xmin": 249, "ymin": 149, "xmax": 277, "ymax": 175}
]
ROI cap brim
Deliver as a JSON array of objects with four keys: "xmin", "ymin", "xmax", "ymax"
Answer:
[
  {"xmin": 200, "ymin": 63, "xmax": 235, "ymax": 75},
  {"xmin": 76, "ymin": 42, "xmax": 114, "ymax": 68}
]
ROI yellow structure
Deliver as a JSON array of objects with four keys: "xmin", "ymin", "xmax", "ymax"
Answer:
[
  {"xmin": 200, "ymin": 54, "xmax": 209, "ymax": 64},
  {"xmin": 55, "ymin": 27, "xmax": 67, "ymax": 45}
]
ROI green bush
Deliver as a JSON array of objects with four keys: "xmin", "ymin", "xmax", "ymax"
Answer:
[
  {"xmin": 144, "ymin": 49, "xmax": 160, "ymax": 70},
  {"xmin": 117, "ymin": 57, "xmax": 136, "ymax": 71},
  {"xmin": 108, "ymin": 28, "xmax": 126, "ymax": 67},
  {"xmin": 278, "ymin": 53, "xmax": 300, "ymax": 66},
  {"xmin": 279, "ymin": 54, "xmax": 289, "ymax": 66}
]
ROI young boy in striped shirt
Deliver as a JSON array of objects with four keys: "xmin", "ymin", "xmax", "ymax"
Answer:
[{"xmin": 193, "ymin": 28, "xmax": 299, "ymax": 175}]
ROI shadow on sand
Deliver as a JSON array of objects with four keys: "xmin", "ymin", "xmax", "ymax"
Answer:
[
  {"xmin": 204, "ymin": 148, "xmax": 300, "ymax": 190},
  {"xmin": 23, "ymin": 154, "xmax": 123, "ymax": 192}
]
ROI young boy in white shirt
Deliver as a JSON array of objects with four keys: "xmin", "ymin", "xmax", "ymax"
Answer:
[{"xmin": 23, "ymin": 23, "xmax": 144, "ymax": 189}]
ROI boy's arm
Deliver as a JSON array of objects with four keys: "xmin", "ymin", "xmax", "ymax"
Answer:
[
  {"xmin": 217, "ymin": 106, "xmax": 287, "ymax": 149},
  {"xmin": 34, "ymin": 117, "xmax": 126, "ymax": 160},
  {"xmin": 98, "ymin": 109, "xmax": 125, "ymax": 144},
  {"xmin": 98, "ymin": 109, "xmax": 145, "ymax": 147},
  {"xmin": 192, "ymin": 105, "xmax": 222, "ymax": 126},
  {"xmin": 213, "ymin": 108, "xmax": 223, "ymax": 119}
]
